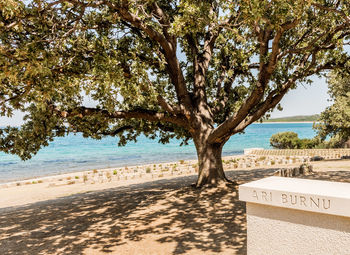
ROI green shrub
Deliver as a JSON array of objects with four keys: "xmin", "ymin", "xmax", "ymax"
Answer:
[
  {"xmin": 270, "ymin": 132, "xmax": 300, "ymax": 149},
  {"xmin": 146, "ymin": 167, "xmax": 151, "ymax": 173},
  {"xmin": 270, "ymin": 132, "xmax": 320, "ymax": 149},
  {"xmin": 322, "ymin": 135, "xmax": 348, "ymax": 148},
  {"xmin": 299, "ymin": 138, "xmax": 320, "ymax": 149}
]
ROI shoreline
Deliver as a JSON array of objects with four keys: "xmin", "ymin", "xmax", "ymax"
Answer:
[
  {"xmin": 0, "ymin": 153, "xmax": 246, "ymax": 184},
  {"xmin": 0, "ymin": 153, "xmax": 308, "ymax": 209},
  {"xmin": 1, "ymin": 154, "xmax": 250, "ymax": 187},
  {"xmin": 1, "ymin": 152, "xmax": 308, "ymax": 188},
  {"xmin": 3, "ymin": 145, "xmax": 350, "ymax": 185}
]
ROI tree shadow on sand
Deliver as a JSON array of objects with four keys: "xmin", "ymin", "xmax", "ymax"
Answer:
[{"xmin": 0, "ymin": 168, "xmax": 350, "ymax": 255}]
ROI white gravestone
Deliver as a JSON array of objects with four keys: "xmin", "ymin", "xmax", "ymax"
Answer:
[{"xmin": 239, "ymin": 177, "xmax": 350, "ymax": 255}]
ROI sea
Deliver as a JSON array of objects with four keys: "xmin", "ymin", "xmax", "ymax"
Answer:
[{"xmin": 0, "ymin": 123, "xmax": 316, "ymax": 183}]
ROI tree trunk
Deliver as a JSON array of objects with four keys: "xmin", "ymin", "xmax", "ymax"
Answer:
[{"xmin": 194, "ymin": 139, "xmax": 231, "ymax": 187}]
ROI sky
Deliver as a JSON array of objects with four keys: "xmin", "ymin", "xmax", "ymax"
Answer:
[
  {"xmin": 269, "ymin": 76, "xmax": 331, "ymax": 118},
  {"xmin": 0, "ymin": 75, "xmax": 331, "ymax": 127}
]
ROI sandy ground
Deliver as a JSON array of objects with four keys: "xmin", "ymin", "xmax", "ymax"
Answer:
[{"xmin": 0, "ymin": 160, "xmax": 350, "ymax": 255}]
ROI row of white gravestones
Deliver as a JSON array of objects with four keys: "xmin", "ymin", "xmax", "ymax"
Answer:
[{"xmin": 239, "ymin": 177, "xmax": 350, "ymax": 255}]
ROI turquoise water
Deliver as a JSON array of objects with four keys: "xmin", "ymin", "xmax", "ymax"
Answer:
[{"xmin": 0, "ymin": 123, "xmax": 316, "ymax": 182}]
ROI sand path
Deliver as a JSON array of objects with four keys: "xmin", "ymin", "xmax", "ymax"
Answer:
[{"xmin": 1, "ymin": 161, "xmax": 350, "ymax": 254}]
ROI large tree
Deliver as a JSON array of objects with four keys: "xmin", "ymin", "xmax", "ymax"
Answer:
[
  {"xmin": 316, "ymin": 71, "xmax": 350, "ymax": 147},
  {"xmin": 1, "ymin": 0, "xmax": 350, "ymax": 186}
]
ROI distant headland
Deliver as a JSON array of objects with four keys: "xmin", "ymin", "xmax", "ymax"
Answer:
[{"xmin": 264, "ymin": 114, "xmax": 320, "ymax": 123}]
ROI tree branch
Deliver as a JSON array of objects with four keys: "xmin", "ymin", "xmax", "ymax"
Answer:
[
  {"xmin": 231, "ymin": 52, "xmax": 325, "ymax": 133},
  {"xmin": 151, "ymin": 2, "xmax": 175, "ymax": 48},
  {"xmin": 109, "ymin": 1, "xmax": 193, "ymax": 113},
  {"xmin": 157, "ymin": 95, "xmax": 176, "ymax": 114},
  {"xmin": 53, "ymin": 106, "xmax": 189, "ymax": 129},
  {"xmin": 208, "ymin": 47, "xmax": 311, "ymax": 143},
  {"xmin": 98, "ymin": 125, "xmax": 133, "ymax": 136},
  {"xmin": 312, "ymin": 3, "xmax": 350, "ymax": 23},
  {"xmin": 279, "ymin": 23, "xmax": 349, "ymax": 58},
  {"xmin": 55, "ymin": 0, "xmax": 192, "ymax": 115},
  {"xmin": 193, "ymin": 8, "xmax": 242, "ymax": 115},
  {"xmin": 209, "ymin": 27, "xmax": 272, "ymax": 142}
]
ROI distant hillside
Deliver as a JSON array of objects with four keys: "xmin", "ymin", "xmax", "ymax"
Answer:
[{"xmin": 264, "ymin": 114, "xmax": 320, "ymax": 122}]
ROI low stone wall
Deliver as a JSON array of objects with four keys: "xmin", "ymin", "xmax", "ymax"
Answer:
[{"xmin": 247, "ymin": 148, "xmax": 350, "ymax": 159}]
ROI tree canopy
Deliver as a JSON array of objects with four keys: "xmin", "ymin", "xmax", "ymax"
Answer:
[{"xmin": 1, "ymin": 0, "xmax": 350, "ymax": 186}]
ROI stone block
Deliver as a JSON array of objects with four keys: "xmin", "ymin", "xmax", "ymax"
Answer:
[{"xmin": 239, "ymin": 177, "xmax": 350, "ymax": 254}]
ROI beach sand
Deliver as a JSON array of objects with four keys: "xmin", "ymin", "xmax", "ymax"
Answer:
[{"xmin": 0, "ymin": 160, "xmax": 350, "ymax": 254}]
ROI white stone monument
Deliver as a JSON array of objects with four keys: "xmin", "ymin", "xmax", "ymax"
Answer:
[{"xmin": 239, "ymin": 176, "xmax": 350, "ymax": 255}]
